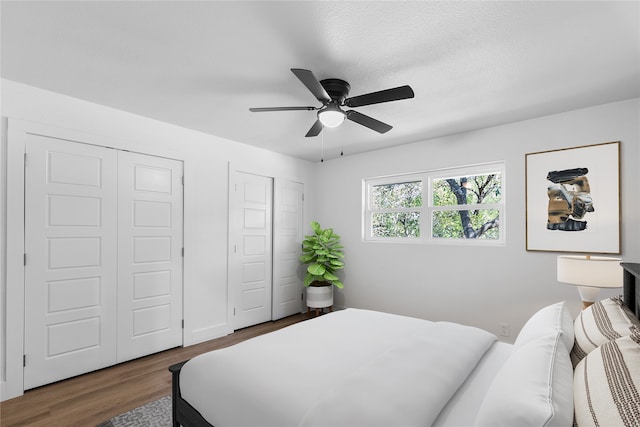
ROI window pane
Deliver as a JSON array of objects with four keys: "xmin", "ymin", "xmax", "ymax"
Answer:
[
  {"xmin": 432, "ymin": 209, "xmax": 500, "ymax": 239},
  {"xmin": 371, "ymin": 181, "xmax": 422, "ymax": 209},
  {"xmin": 432, "ymin": 174, "xmax": 502, "ymax": 206},
  {"xmin": 372, "ymin": 212, "xmax": 420, "ymax": 238}
]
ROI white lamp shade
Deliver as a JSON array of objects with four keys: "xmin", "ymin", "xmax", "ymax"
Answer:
[
  {"xmin": 318, "ymin": 107, "xmax": 345, "ymax": 128},
  {"xmin": 557, "ymin": 256, "xmax": 622, "ymax": 288}
]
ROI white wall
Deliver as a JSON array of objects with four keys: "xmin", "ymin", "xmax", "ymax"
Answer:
[
  {"xmin": 0, "ymin": 79, "xmax": 316, "ymax": 399},
  {"xmin": 1, "ymin": 78, "xmax": 638, "ymax": 400},
  {"xmin": 313, "ymin": 98, "xmax": 640, "ymax": 341}
]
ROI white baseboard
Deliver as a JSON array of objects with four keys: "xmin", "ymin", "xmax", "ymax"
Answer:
[{"xmin": 1, "ymin": 379, "xmax": 23, "ymax": 402}]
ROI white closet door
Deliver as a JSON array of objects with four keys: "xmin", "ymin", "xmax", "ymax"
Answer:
[
  {"xmin": 229, "ymin": 172, "xmax": 273, "ymax": 330},
  {"xmin": 116, "ymin": 151, "xmax": 183, "ymax": 362},
  {"xmin": 24, "ymin": 135, "xmax": 118, "ymax": 389},
  {"xmin": 272, "ymin": 179, "xmax": 304, "ymax": 320}
]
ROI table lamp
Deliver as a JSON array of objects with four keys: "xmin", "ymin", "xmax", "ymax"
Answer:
[{"xmin": 557, "ymin": 255, "xmax": 622, "ymax": 309}]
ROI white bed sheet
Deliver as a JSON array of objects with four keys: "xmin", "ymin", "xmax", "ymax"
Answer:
[
  {"xmin": 180, "ymin": 308, "xmax": 497, "ymax": 427},
  {"xmin": 432, "ymin": 340, "xmax": 513, "ymax": 426}
]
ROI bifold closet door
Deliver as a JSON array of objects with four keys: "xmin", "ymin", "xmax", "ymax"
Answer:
[
  {"xmin": 24, "ymin": 135, "xmax": 118, "ymax": 389},
  {"xmin": 229, "ymin": 171, "xmax": 273, "ymax": 330},
  {"xmin": 24, "ymin": 136, "xmax": 184, "ymax": 389},
  {"xmin": 116, "ymin": 151, "xmax": 183, "ymax": 362},
  {"xmin": 272, "ymin": 179, "xmax": 304, "ymax": 320}
]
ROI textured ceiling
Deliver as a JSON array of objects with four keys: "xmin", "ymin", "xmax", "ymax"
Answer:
[{"xmin": 1, "ymin": 1, "xmax": 639, "ymax": 161}]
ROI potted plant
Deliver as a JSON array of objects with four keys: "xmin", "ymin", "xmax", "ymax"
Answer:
[{"xmin": 299, "ymin": 221, "xmax": 344, "ymax": 311}]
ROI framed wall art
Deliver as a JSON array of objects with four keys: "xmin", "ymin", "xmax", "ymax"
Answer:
[{"xmin": 525, "ymin": 141, "xmax": 620, "ymax": 253}]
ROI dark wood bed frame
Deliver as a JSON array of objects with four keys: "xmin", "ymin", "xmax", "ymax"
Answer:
[
  {"xmin": 168, "ymin": 360, "xmax": 213, "ymax": 427},
  {"xmin": 168, "ymin": 262, "xmax": 640, "ymax": 427}
]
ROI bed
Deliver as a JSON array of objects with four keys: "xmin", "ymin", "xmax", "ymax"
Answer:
[{"xmin": 170, "ymin": 262, "xmax": 640, "ymax": 427}]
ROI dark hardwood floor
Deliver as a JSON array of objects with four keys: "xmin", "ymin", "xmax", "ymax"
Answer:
[{"xmin": 0, "ymin": 313, "xmax": 309, "ymax": 426}]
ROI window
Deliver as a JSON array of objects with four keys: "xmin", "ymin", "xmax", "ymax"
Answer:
[
  {"xmin": 364, "ymin": 162, "xmax": 504, "ymax": 244},
  {"xmin": 369, "ymin": 177, "xmax": 422, "ymax": 238}
]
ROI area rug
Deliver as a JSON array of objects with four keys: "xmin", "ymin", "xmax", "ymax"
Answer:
[{"xmin": 96, "ymin": 395, "xmax": 171, "ymax": 427}]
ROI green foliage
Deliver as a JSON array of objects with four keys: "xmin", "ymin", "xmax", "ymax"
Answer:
[
  {"xmin": 432, "ymin": 174, "xmax": 501, "ymax": 239},
  {"xmin": 299, "ymin": 221, "xmax": 345, "ymax": 288},
  {"xmin": 432, "ymin": 209, "xmax": 500, "ymax": 239},
  {"xmin": 432, "ymin": 174, "xmax": 502, "ymax": 206},
  {"xmin": 372, "ymin": 174, "xmax": 501, "ymax": 240},
  {"xmin": 372, "ymin": 181, "xmax": 422, "ymax": 209},
  {"xmin": 372, "ymin": 212, "xmax": 420, "ymax": 237},
  {"xmin": 371, "ymin": 181, "xmax": 422, "ymax": 237}
]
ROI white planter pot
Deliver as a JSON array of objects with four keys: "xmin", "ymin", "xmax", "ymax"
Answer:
[{"xmin": 306, "ymin": 285, "xmax": 333, "ymax": 308}]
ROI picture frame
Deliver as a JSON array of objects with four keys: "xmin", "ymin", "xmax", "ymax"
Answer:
[{"xmin": 525, "ymin": 141, "xmax": 620, "ymax": 253}]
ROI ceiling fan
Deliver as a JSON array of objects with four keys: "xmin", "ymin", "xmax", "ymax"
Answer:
[{"xmin": 249, "ymin": 68, "xmax": 415, "ymax": 137}]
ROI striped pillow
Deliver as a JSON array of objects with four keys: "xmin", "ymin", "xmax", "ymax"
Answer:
[
  {"xmin": 571, "ymin": 296, "xmax": 640, "ymax": 366},
  {"xmin": 573, "ymin": 327, "xmax": 640, "ymax": 427}
]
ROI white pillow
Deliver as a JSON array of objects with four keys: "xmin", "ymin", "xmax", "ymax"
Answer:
[
  {"xmin": 574, "ymin": 328, "xmax": 640, "ymax": 427},
  {"xmin": 515, "ymin": 301, "xmax": 574, "ymax": 350},
  {"xmin": 475, "ymin": 332, "xmax": 573, "ymax": 427}
]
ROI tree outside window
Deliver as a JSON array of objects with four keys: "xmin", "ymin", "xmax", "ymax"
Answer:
[
  {"xmin": 431, "ymin": 174, "xmax": 502, "ymax": 240},
  {"xmin": 371, "ymin": 181, "xmax": 421, "ymax": 238},
  {"xmin": 365, "ymin": 163, "xmax": 504, "ymax": 244}
]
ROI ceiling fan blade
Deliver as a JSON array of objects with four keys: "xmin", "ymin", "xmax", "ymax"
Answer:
[
  {"xmin": 291, "ymin": 68, "xmax": 331, "ymax": 103},
  {"xmin": 346, "ymin": 110, "xmax": 392, "ymax": 134},
  {"xmin": 249, "ymin": 106, "xmax": 316, "ymax": 112},
  {"xmin": 305, "ymin": 119, "xmax": 324, "ymax": 137},
  {"xmin": 345, "ymin": 85, "xmax": 414, "ymax": 107}
]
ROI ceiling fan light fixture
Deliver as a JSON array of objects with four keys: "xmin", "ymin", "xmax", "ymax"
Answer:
[
  {"xmin": 318, "ymin": 105, "xmax": 345, "ymax": 128},
  {"xmin": 249, "ymin": 69, "xmax": 414, "ymax": 137}
]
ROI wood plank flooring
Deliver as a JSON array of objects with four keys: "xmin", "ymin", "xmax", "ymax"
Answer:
[{"xmin": 0, "ymin": 313, "xmax": 309, "ymax": 427}]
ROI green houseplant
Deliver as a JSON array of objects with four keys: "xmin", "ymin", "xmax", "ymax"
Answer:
[{"xmin": 300, "ymin": 221, "xmax": 345, "ymax": 288}]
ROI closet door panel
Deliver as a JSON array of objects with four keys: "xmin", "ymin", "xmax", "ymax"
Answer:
[
  {"xmin": 24, "ymin": 135, "xmax": 118, "ymax": 390},
  {"xmin": 116, "ymin": 151, "xmax": 184, "ymax": 362},
  {"xmin": 272, "ymin": 179, "xmax": 304, "ymax": 320},
  {"xmin": 229, "ymin": 171, "xmax": 273, "ymax": 330}
]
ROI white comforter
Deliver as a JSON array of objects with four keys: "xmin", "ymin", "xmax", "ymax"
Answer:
[{"xmin": 180, "ymin": 309, "xmax": 496, "ymax": 427}]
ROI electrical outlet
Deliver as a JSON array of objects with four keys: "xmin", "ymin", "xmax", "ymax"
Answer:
[{"xmin": 499, "ymin": 322, "xmax": 510, "ymax": 337}]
